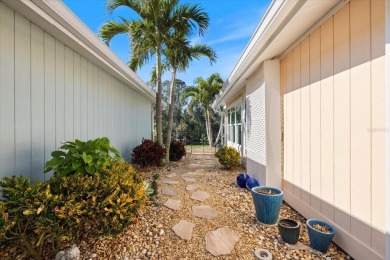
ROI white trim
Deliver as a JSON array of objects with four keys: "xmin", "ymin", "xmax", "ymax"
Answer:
[
  {"xmin": 386, "ymin": 0, "xmax": 390, "ymax": 257},
  {"xmin": 1, "ymin": 0, "xmax": 156, "ymax": 102}
]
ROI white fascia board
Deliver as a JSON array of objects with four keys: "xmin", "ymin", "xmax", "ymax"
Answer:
[{"xmin": 3, "ymin": 0, "xmax": 156, "ymax": 103}]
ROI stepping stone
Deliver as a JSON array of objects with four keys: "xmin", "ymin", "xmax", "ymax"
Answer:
[
  {"xmin": 181, "ymin": 172, "xmax": 197, "ymax": 177},
  {"xmin": 190, "ymin": 191, "xmax": 210, "ymax": 202},
  {"xmin": 161, "ymin": 187, "xmax": 178, "ymax": 196},
  {"xmin": 186, "ymin": 184, "xmax": 199, "ymax": 191},
  {"xmin": 182, "ymin": 177, "xmax": 196, "ymax": 182},
  {"xmin": 192, "ymin": 205, "xmax": 219, "ymax": 219},
  {"xmin": 166, "ymin": 173, "xmax": 177, "ymax": 178},
  {"xmin": 195, "ymin": 169, "xmax": 204, "ymax": 173},
  {"xmin": 172, "ymin": 220, "xmax": 195, "ymax": 241},
  {"xmin": 163, "ymin": 199, "xmax": 181, "ymax": 210},
  {"xmin": 205, "ymin": 227, "xmax": 239, "ymax": 256},
  {"xmin": 162, "ymin": 179, "xmax": 179, "ymax": 185},
  {"xmin": 189, "ymin": 163, "xmax": 202, "ymax": 168}
]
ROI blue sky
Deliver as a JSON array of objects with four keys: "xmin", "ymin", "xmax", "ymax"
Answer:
[{"xmin": 62, "ymin": 0, "xmax": 272, "ymax": 85}]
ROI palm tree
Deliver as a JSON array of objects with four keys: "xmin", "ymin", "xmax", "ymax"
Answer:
[
  {"xmin": 162, "ymin": 33, "xmax": 216, "ymax": 162},
  {"xmin": 182, "ymin": 73, "xmax": 223, "ymax": 147},
  {"xmin": 98, "ymin": 0, "xmax": 209, "ymax": 145}
]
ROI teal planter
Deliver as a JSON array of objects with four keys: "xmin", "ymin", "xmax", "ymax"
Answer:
[
  {"xmin": 307, "ymin": 219, "xmax": 335, "ymax": 253},
  {"xmin": 251, "ymin": 186, "xmax": 283, "ymax": 225},
  {"xmin": 278, "ymin": 218, "xmax": 300, "ymax": 244}
]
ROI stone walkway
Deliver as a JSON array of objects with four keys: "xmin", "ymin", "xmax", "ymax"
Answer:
[{"xmin": 160, "ymin": 154, "xmax": 240, "ymax": 257}]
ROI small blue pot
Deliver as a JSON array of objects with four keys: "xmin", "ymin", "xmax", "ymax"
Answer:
[
  {"xmin": 306, "ymin": 219, "xmax": 335, "ymax": 253},
  {"xmin": 251, "ymin": 186, "xmax": 283, "ymax": 224}
]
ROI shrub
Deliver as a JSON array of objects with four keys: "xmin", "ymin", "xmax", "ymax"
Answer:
[
  {"xmin": 131, "ymin": 139, "xmax": 166, "ymax": 167},
  {"xmin": 0, "ymin": 162, "xmax": 146, "ymax": 258},
  {"xmin": 0, "ymin": 176, "xmax": 54, "ymax": 259},
  {"xmin": 44, "ymin": 137, "xmax": 123, "ymax": 177},
  {"xmin": 169, "ymin": 140, "xmax": 186, "ymax": 161},
  {"xmin": 215, "ymin": 146, "xmax": 240, "ymax": 169},
  {"xmin": 49, "ymin": 161, "xmax": 146, "ymax": 236}
]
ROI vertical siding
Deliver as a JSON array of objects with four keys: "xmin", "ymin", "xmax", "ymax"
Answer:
[
  {"xmin": 0, "ymin": 4, "xmax": 153, "ymax": 180},
  {"xmin": 0, "ymin": 2, "xmax": 15, "ymax": 177},
  {"xmin": 15, "ymin": 13, "xmax": 31, "ymax": 176},
  {"xmin": 333, "ymin": 4, "xmax": 351, "ymax": 234},
  {"xmin": 280, "ymin": 0, "xmax": 386, "ymax": 258},
  {"xmin": 31, "ymin": 24, "xmax": 45, "ymax": 180}
]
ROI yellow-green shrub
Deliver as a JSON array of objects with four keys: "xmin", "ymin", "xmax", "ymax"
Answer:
[
  {"xmin": 0, "ymin": 162, "xmax": 146, "ymax": 259},
  {"xmin": 215, "ymin": 146, "xmax": 240, "ymax": 169},
  {"xmin": 49, "ymin": 161, "xmax": 146, "ymax": 236}
]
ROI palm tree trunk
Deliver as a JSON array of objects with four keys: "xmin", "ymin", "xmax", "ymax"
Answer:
[
  {"xmin": 165, "ymin": 68, "xmax": 177, "ymax": 163},
  {"xmin": 214, "ymin": 113, "xmax": 223, "ymax": 145},
  {"xmin": 206, "ymin": 109, "xmax": 213, "ymax": 147},
  {"xmin": 155, "ymin": 45, "xmax": 163, "ymax": 144}
]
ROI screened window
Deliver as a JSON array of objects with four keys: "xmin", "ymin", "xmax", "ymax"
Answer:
[{"xmin": 227, "ymin": 105, "xmax": 242, "ymax": 145}]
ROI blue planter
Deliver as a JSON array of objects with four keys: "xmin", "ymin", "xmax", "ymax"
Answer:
[
  {"xmin": 251, "ymin": 186, "xmax": 283, "ymax": 225},
  {"xmin": 306, "ymin": 219, "xmax": 335, "ymax": 253},
  {"xmin": 278, "ymin": 218, "xmax": 300, "ymax": 244}
]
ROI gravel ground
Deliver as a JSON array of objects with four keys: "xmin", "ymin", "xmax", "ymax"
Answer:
[{"xmin": 0, "ymin": 154, "xmax": 351, "ymax": 260}]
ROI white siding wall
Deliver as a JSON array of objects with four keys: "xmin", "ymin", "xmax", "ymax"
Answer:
[
  {"xmin": 245, "ymin": 64, "xmax": 266, "ymax": 185},
  {"xmin": 0, "ymin": 3, "xmax": 153, "ymax": 181},
  {"xmin": 281, "ymin": 1, "xmax": 386, "ymax": 258}
]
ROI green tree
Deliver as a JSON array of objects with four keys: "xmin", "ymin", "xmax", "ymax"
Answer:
[
  {"xmin": 162, "ymin": 34, "xmax": 216, "ymax": 162},
  {"xmin": 98, "ymin": 0, "xmax": 209, "ymax": 145},
  {"xmin": 182, "ymin": 73, "xmax": 223, "ymax": 147}
]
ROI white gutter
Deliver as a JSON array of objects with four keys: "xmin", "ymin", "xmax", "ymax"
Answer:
[{"xmin": 2, "ymin": 0, "xmax": 156, "ymax": 103}]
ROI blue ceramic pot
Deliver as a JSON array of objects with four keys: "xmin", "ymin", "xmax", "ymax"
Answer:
[
  {"xmin": 306, "ymin": 219, "xmax": 335, "ymax": 253},
  {"xmin": 278, "ymin": 218, "xmax": 300, "ymax": 244},
  {"xmin": 251, "ymin": 186, "xmax": 283, "ymax": 224}
]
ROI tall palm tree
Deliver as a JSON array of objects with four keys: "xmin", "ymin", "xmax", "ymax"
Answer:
[
  {"xmin": 182, "ymin": 73, "xmax": 223, "ymax": 147},
  {"xmin": 98, "ymin": 0, "xmax": 209, "ymax": 145},
  {"xmin": 162, "ymin": 34, "xmax": 216, "ymax": 162}
]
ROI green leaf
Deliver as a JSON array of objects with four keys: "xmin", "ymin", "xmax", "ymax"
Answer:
[
  {"xmin": 85, "ymin": 166, "xmax": 96, "ymax": 174},
  {"xmin": 51, "ymin": 151, "xmax": 66, "ymax": 158},
  {"xmin": 72, "ymin": 160, "xmax": 83, "ymax": 169},
  {"xmin": 45, "ymin": 158, "xmax": 63, "ymax": 168}
]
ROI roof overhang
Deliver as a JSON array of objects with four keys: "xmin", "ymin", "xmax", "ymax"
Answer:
[
  {"xmin": 214, "ymin": 0, "xmax": 345, "ymax": 108},
  {"xmin": 2, "ymin": 0, "xmax": 156, "ymax": 103}
]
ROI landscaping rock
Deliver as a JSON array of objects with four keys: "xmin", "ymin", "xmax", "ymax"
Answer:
[
  {"xmin": 205, "ymin": 227, "xmax": 239, "ymax": 256},
  {"xmin": 56, "ymin": 245, "xmax": 80, "ymax": 260},
  {"xmin": 172, "ymin": 220, "xmax": 195, "ymax": 241},
  {"xmin": 182, "ymin": 177, "xmax": 196, "ymax": 182},
  {"xmin": 163, "ymin": 199, "xmax": 181, "ymax": 210},
  {"xmin": 190, "ymin": 190, "xmax": 210, "ymax": 202},
  {"xmin": 161, "ymin": 187, "xmax": 178, "ymax": 196},
  {"xmin": 186, "ymin": 184, "xmax": 199, "ymax": 191},
  {"xmin": 162, "ymin": 179, "xmax": 179, "ymax": 185},
  {"xmin": 192, "ymin": 205, "xmax": 219, "ymax": 219},
  {"xmin": 181, "ymin": 172, "xmax": 197, "ymax": 177}
]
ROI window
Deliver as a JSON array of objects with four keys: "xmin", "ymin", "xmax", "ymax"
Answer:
[{"xmin": 227, "ymin": 105, "xmax": 241, "ymax": 145}]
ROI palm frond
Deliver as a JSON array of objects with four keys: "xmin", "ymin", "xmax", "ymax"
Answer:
[{"xmin": 98, "ymin": 18, "xmax": 130, "ymax": 45}]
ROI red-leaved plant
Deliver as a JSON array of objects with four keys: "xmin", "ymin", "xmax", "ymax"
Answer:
[{"xmin": 131, "ymin": 138, "xmax": 166, "ymax": 167}]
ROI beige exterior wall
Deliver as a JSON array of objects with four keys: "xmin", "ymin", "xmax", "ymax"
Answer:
[
  {"xmin": 281, "ymin": 1, "xmax": 386, "ymax": 259},
  {"xmin": 0, "ymin": 2, "xmax": 153, "ymax": 181}
]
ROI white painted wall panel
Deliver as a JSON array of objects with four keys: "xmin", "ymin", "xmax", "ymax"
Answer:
[
  {"xmin": 31, "ymin": 24, "xmax": 45, "ymax": 180},
  {"xmin": 0, "ymin": 4, "xmax": 153, "ymax": 181},
  {"xmin": 15, "ymin": 13, "xmax": 31, "ymax": 177},
  {"xmin": 281, "ymin": 1, "xmax": 386, "ymax": 258},
  {"xmin": 0, "ymin": 2, "xmax": 15, "ymax": 177}
]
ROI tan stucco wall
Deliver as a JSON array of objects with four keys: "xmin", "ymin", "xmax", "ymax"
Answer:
[{"xmin": 281, "ymin": 0, "xmax": 386, "ymax": 259}]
